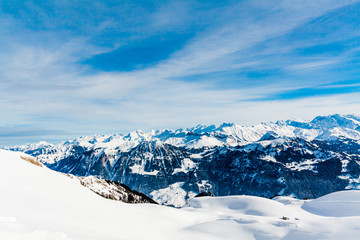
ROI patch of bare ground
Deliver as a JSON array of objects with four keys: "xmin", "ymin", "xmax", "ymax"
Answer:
[{"xmin": 20, "ymin": 156, "xmax": 43, "ymax": 167}]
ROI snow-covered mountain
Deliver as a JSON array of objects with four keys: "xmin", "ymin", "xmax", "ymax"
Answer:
[
  {"xmin": 1, "ymin": 149, "xmax": 360, "ymax": 240},
  {"xmin": 7, "ymin": 114, "xmax": 360, "ymax": 206}
]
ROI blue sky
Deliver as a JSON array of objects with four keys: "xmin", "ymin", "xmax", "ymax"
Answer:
[{"xmin": 1, "ymin": 0, "xmax": 360, "ymax": 146}]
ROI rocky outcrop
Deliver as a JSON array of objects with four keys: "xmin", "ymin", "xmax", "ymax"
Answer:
[
  {"xmin": 79, "ymin": 176, "xmax": 157, "ymax": 204},
  {"xmin": 195, "ymin": 191, "xmax": 215, "ymax": 198}
]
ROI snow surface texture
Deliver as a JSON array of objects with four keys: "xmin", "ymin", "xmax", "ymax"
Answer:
[{"xmin": 1, "ymin": 149, "xmax": 360, "ymax": 240}]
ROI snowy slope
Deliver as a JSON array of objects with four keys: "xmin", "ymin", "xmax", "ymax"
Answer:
[
  {"xmin": 1, "ymin": 149, "xmax": 360, "ymax": 240},
  {"xmin": 0, "ymin": 150, "xmax": 195, "ymax": 240}
]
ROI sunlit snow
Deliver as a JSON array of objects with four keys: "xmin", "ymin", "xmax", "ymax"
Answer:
[{"xmin": 1, "ymin": 149, "xmax": 360, "ymax": 240}]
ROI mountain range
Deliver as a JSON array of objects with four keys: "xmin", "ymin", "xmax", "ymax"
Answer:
[{"xmin": 7, "ymin": 114, "xmax": 360, "ymax": 206}]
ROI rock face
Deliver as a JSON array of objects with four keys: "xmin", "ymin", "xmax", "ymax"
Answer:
[
  {"xmin": 79, "ymin": 176, "xmax": 157, "ymax": 204},
  {"xmin": 195, "ymin": 191, "xmax": 215, "ymax": 198},
  {"xmin": 7, "ymin": 114, "xmax": 360, "ymax": 206}
]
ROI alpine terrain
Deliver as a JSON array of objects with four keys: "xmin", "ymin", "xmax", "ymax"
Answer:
[{"xmin": 7, "ymin": 114, "xmax": 360, "ymax": 206}]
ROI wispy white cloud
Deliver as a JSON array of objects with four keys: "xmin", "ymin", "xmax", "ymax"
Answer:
[
  {"xmin": 0, "ymin": 0, "xmax": 360, "ymax": 145},
  {"xmin": 285, "ymin": 59, "xmax": 338, "ymax": 71}
]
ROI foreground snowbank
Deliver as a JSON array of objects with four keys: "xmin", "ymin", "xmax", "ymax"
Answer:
[
  {"xmin": 0, "ymin": 149, "xmax": 360, "ymax": 240},
  {"xmin": 302, "ymin": 190, "xmax": 360, "ymax": 217}
]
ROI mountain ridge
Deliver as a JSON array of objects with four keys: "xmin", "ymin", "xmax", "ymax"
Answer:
[{"xmin": 9, "ymin": 113, "xmax": 360, "ymax": 151}]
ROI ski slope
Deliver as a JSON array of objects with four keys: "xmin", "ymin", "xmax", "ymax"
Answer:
[{"xmin": 0, "ymin": 149, "xmax": 360, "ymax": 240}]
